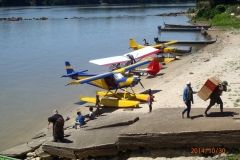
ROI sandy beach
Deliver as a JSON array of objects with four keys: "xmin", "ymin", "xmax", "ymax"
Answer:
[
  {"xmin": 0, "ymin": 27, "xmax": 239, "ymax": 160},
  {"xmin": 64, "ymin": 27, "xmax": 240, "ymax": 121},
  {"xmin": 32, "ymin": 27, "xmax": 240, "ymax": 159}
]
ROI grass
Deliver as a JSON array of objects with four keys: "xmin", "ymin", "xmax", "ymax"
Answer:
[
  {"xmin": 226, "ymin": 149, "xmax": 240, "ymax": 160},
  {"xmin": 212, "ymin": 14, "xmax": 240, "ymax": 28}
]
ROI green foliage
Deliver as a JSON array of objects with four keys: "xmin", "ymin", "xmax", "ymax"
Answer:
[
  {"xmin": 212, "ymin": 13, "xmax": 240, "ymax": 28},
  {"xmin": 225, "ymin": 5, "xmax": 240, "ymax": 16},
  {"xmin": 197, "ymin": 1, "xmax": 211, "ymax": 10},
  {"xmin": 194, "ymin": 8, "xmax": 222, "ymax": 20},
  {"xmin": 226, "ymin": 148, "xmax": 240, "ymax": 160},
  {"xmin": 210, "ymin": 0, "xmax": 238, "ymax": 7},
  {"xmin": 187, "ymin": 7, "xmax": 196, "ymax": 13},
  {"xmin": 215, "ymin": 4, "xmax": 227, "ymax": 13}
]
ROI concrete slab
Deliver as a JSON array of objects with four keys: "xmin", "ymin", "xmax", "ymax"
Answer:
[
  {"xmin": 41, "ymin": 108, "xmax": 240, "ymax": 159},
  {"xmin": 118, "ymin": 108, "xmax": 240, "ymax": 149},
  {"xmin": 86, "ymin": 112, "xmax": 142, "ymax": 130},
  {"xmin": 42, "ymin": 112, "xmax": 141, "ymax": 159}
]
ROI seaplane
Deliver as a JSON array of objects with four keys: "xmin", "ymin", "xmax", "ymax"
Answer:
[
  {"xmin": 129, "ymin": 38, "xmax": 178, "ymax": 53},
  {"xmin": 62, "ymin": 59, "xmax": 157, "ymax": 108},
  {"xmin": 129, "ymin": 39, "xmax": 182, "ymax": 63},
  {"xmin": 89, "ymin": 46, "xmax": 162, "ymax": 76}
]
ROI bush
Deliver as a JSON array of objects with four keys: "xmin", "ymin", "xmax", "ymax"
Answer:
[
  {"xmin": 215, "ymin": 4, "xmax": 227, "ymax": 13},
  {"xmin": 225, "ymin": 5, "xmax": 240, "ymax": 15},
  {"xmin": 197, "ymin": 1, "xmax": 211, "ymax": 10},
  {"xmin": 195, "ymin": 8, "xmax": 222, "ymax": 20}
]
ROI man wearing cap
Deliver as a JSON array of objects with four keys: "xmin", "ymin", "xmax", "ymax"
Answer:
[
  {"xmin": 182, "ymin": 81, "xmax": 194, "ymax": 118},
  {"xmin": 204, "ymin": 81, "xmax": 228, "ymax": 116}
]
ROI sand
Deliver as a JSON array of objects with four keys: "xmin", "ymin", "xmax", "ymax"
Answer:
[
  {"xmin": 45, "ymin": 27, "xmax": 240, "ymax": 159},
  {"xmin": 63, "ymin": 27, "xmax": 240, "ymax": 126}
]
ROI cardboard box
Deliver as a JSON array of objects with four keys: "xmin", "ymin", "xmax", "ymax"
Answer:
[{"xmin": 197, "ymin": 76, "xmax": 222, "ymax": 101}]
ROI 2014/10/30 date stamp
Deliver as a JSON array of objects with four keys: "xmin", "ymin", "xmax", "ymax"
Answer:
[{"xmin": 191, "ymin": 148, "xmax": 226, "ymax": 154}]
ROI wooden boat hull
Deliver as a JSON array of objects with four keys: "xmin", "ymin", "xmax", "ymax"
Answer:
[
  {"xmin": 158, "ymin": 26, "xmax": 208, "ymax": 32},
  {"xmin": 80, "ymin": 96, "xmax": 140, "ymax": 108},
  {"xmin": 163, "ymin": 22, "xmax": 211, "ymax": 29},
  {"xmin": 154, "ymin": 37, "xmax": 217, "ymax": 45}
]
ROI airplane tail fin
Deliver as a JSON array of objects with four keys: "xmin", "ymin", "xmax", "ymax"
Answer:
[
  {"xmin": 65, "ymin": 61, "xmax": 74, "ymax": 74},
  {"xmin": 129, "ymin": 39, "xmax": 139, "ymax": 49},
  {"xmin": 146, "ymin": 58, "xmax": 162, "ymax": 76}
]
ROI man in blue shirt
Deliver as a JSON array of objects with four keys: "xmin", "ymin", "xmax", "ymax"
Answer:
[
  {"xmin": 73, "ymin": 111, "xmax": 85, "ymax": 129},
  {"xmin": 182, "ymin": 81, "xmax": 194, "ymax": 118}
]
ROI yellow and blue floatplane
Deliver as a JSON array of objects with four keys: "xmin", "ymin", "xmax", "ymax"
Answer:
[{"xmin": 62, "ymin": 47, "xmax": 159, "ymax": 108}]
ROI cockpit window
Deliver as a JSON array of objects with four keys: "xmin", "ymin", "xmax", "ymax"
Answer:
[{"xmin": 113, "ymin": 73, "xmax": 124, "ymax": 80}]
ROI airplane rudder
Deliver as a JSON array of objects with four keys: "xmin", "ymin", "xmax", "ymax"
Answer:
[
  {"xmin": 65, "ymin": 61, "xmax": 74, "ymax": 74},
  {"xmin": 129, "ymin": 39, "xmax": 138, "ymax": 48}
]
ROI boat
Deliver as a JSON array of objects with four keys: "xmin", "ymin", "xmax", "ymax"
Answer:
[
  {"xmin": 143, "ymin": 55, "xmax": 180, "ymax": 63},
  {"xmin": 174, "ymin": 46, "xmax": 192, "ymax": 53},
  {"xmin": 163, "ymin": 22, "xmax": 212, "ymax": 29},
  {"xmin": 158, "ymin": 26, "xmax": 208, "ymax": 32},
  {"xmin": 154, "ymin": 37, "xmax": 217, "ymax": 45}
]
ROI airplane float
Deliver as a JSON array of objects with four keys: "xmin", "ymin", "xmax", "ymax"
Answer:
[
  {"xmin": 89, "ymin": 46, "xmax": 162, "ymax": 76},
  {"xmin": 62, "ymin": 59, "xmax": 156, "ymax": 107}
]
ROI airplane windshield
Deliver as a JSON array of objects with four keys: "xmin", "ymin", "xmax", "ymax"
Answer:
[{"xmin": 113, "ymin": 73, "xmax": 124, "ymax": 80}]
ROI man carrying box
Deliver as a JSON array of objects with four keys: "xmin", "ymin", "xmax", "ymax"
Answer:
[{"xmin": 203, "ymin": 81, "xmax": 228, "ymax": 117}]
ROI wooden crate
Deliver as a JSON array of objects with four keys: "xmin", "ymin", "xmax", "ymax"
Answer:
[{"xmin": 197, "ymin": 76, "xmax": 222, "ymax": 101}]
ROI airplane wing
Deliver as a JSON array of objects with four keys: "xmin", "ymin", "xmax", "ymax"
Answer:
[
  {"xmin": 89, "ymin": 47, "xmax": 160, "ymax": 66},
  {"xmin": 113, "ymin": 59, "xmax": 151, "ymax": 73},
  {"xmin": 67, "ymin": 72, "xmax": 114, "ymax": 85}
]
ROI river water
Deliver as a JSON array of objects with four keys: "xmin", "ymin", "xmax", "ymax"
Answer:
[{"xmin": 0, "ymin": 3, "xmax": 200, "ymax": 152}]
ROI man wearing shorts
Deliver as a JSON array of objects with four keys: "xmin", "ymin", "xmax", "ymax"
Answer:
[{"xmin": 204, "ymin": 81, "xmax": 228, "ymax": 116}]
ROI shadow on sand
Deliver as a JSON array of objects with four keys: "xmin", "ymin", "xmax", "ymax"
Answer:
[
  {"xmin": 140, "ymin": 89, "xmax": 162, "ymax": 94},
  {"xmin": 146, "ymin": 73, "xmax": 165, "ymax": 79}
]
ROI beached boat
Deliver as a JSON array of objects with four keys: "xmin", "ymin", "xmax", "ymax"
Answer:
[
  {"xmin": 154, "ymin": 37, "xmax": 217, "ymax": 45},
  {"xmin": 158, "ymin": 26, "xmax": 208, "ymax": 32},
  {"xmin": 163, "ymin": 22, "xmax": 212, "ymax": 29},
  {"xmin": 174, "ymin": 47, "xmax": 192, "ymax": 53}
]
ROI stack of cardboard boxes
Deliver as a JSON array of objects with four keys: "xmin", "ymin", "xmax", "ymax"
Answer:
[{"xmin": 197, "ymin": 76, "xmax": 222, "ymax": 101}]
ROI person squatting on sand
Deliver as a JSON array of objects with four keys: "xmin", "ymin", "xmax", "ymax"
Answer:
[
  {"xmin": 147, "ymin": 89, "xmax": 154, "ymax": 113},
  {"xmin": 182, "ymin": 81, "xmax": 196, "ymax": 118},
  {"xmin": 47, "ymin": 110, "xmax": 64, "ymax": 142},
  {"xmin": 96, "ymin": 95, "xmax": 101, "ymax": 117},
  {"xmin": 73, "ymin": 111, "xmax": 85, "ymax": 129},
  {"xmin": 204, "ymin": 81, "xmax": 228, "ymax": 117}
]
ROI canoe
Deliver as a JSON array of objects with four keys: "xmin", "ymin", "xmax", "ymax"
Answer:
[
  {"xmin": 163, "ymin": 22, "xmax": 212, "ymax": 29},
  {"xmin": 158, "ymin": 26, "xmax": 208, "ymax": 32},
  {"xmin": 154, "ymin": 37, "xmax": 217, "ymax": 45}
]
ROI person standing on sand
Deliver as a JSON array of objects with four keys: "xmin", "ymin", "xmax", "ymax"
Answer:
[
  {"xmin": 47, "ymin": 110, "xmax": 64, "ymax": 142},
  {"xmin": 204, "ymin": 81, "xmax": 228, "ymax": 117},
  {"xmin": 182, "ymin": 81, "xmax": 194, "ymax": 118},
  {"xmin": 147, "ymin": 89, "xmax": 154, "ymax": 113},
  {"xmin": 96, "ymin": 95, "xmax": 101, "ymax": 117}
]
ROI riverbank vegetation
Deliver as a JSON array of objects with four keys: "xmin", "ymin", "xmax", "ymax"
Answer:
[
  {"xmin": 0, "ymin": 0, "xmax": 191, "ymax": 6},
  {"xmin": 192, "ymin": 0, "xmax": 240, "ymax": 28}
]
